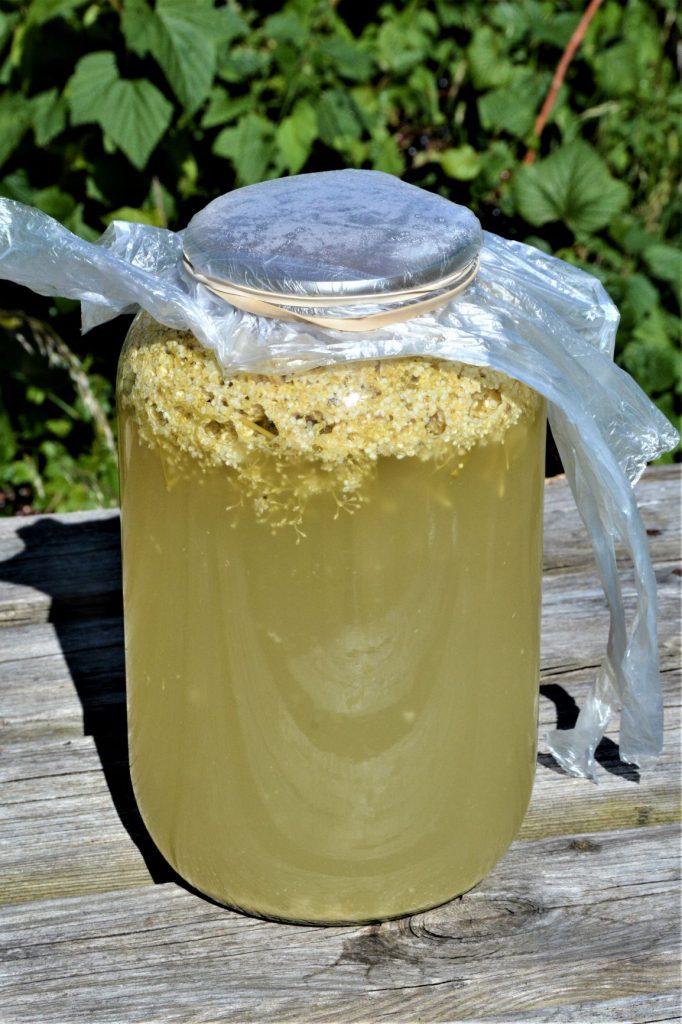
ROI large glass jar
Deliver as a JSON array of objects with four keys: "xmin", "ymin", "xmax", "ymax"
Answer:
[{"xmin": 117, "ymin": 312, "xmax": 546, "ymax": 924}]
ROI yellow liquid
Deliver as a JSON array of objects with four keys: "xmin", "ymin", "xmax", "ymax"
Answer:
[{"xmin": 118, "ymin": 405, "xmax": 545, "ymax": 924}]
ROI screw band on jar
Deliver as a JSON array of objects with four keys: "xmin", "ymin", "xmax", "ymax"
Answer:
[{"xmin": 182, "ymin": 255, "xmax": 480, "ymax": 332}]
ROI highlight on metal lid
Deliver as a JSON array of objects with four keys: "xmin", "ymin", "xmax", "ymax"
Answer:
[{"xmin": 182, "ymin": 169, "xmax": 482, "ymax": 303}]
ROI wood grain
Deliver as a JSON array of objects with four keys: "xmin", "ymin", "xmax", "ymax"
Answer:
[{"xmin": 0, "ymin": 825, "xmax": 679, "ymax": 1023}]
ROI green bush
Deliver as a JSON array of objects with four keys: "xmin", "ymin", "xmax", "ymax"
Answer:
[{"xmin": 0, "ymin": 0, "xmax": 679, "ymax": 512}]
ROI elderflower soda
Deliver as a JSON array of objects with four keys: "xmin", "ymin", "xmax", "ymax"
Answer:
[{"xmin": 117, "ymin": 315, "xmax": 545, "ymax": 924}]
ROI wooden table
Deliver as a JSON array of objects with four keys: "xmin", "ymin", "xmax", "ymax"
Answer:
[{"xmin": 0, "ymin": 465, "xmax": 679, "ymax": 1024}]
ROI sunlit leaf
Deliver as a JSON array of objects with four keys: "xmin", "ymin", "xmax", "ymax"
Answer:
[
  {"xmin": 263, "ymin": 10, "xmax": 308, "ymax": 46},
  {"xmin": 0, "ymin": 94, "xmax": 31, "ymax": 168},
  {"xmin": 317, "ymin": 37, "xmax": 374, "ymax": 82},
  {"xmin": 467, "ymin": 26, "xmax": 514, "ymax": 90},
  {"xmin": 153, "ymin": 0, "xmax": 224, "ymax": 114},
  {"xmin": 439, "ymin": 145, "xmax": 481, "ymax": 180},
  {"xmin": 68, "ymin": 51, "xmax": 173, "ymax": 170},
  {"xmin": 213, "ymin": 112, "xmax": 273, "ymax": 185},
  {"xmin": 201, "ymin": 88, "xmax": 252, "ymax": 129},
  {"xmin": 30, "ymin": 89, "xmax": 67, "ymax": 146},
  {"xmin": 513, "ymin": 141, "xmax": 630, "ymax": 233},
  {"xmin": 316, "ymin": 89, "xmax": 364, "ymax": 147},
  {"xmin": 25, "ymin": 0, "xmax": 88, "ymax": 27},
  {"xmin": 643, "ymin": 243, "xmax": 682, "ymax": 301},
  {"xmin": 276, "ymin": 101, "xmax": 317, "ymax": 174},
  {"xmin": 478, "ymin": 73, "xmax": 548, "ymax": 138}
]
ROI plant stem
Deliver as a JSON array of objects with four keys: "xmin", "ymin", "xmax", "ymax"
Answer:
[
  {"xmin": 523, "ymin": 0, "xmax": 605, "ymax": 165},
  {"xmin": 1, "ymin": 310, "xmax": 116, "ymax": 455}
]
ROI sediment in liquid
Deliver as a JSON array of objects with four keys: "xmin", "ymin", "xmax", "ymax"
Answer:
[{"xmin": 118, "ymin": 316, "xmax": 546, "ymax": 923}]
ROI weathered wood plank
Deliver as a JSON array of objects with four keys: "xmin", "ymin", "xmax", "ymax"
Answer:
[
  {"xmin": 0, "ymin": 615, "xmax": 125, "ymax": 739},
  {"xmin": 0, "ymin": 824, "xmax": 678, "ymax": 1024},
  {"xmin": 0, "ymin": 509, "xmax": 122, "ymax": 626},
  {"xmin": 484, "ymin": 992, "xmax": 682, "ymax": 1023},
  {"xmin": 541, "ymin": 464, "xmax": 680, "ymax": 572},
  {"xmin": 0, "ymin": 467, "xmax": 678, "ymax": 626}
]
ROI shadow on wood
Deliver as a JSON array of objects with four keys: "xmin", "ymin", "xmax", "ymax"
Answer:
[
  {"xmin": 0, "ymin": 516, "xmax": 187, "ymax": 887},
  {"xmin": 538, "ymin": 682, "xmax": 640, "ymax": 783}
]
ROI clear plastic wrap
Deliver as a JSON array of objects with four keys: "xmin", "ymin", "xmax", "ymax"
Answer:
[{"xmin": 0, "ymin": 173, "xmax": 677, "ymax": 781}]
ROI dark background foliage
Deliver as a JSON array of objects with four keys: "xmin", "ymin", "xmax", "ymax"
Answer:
[{"xmin": 0, "ymin": 0, "xmax": 679, "ymax": 513}]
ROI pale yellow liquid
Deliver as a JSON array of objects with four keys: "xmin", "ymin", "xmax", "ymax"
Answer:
[{"xmin": 118, "ymin": 405, "xmax": 545, "ymax": 924}]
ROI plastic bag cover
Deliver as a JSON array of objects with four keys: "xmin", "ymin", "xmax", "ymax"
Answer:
[{"xmin": 0, "ymin": 190, "xmax": 678, "ymax": 780}]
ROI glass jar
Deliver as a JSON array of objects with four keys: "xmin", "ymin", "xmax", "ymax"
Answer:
[{"xmin": 117, "ymin": 311, "xmax": 546, "ymax": 924}]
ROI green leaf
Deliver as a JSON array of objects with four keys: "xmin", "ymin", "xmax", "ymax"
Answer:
[
  {"xmin": 0, "ymin": 12, "xmax": 19, "ymax": 53},
  {"xmin": 263, "ymin": 10, "xmax": 308, "ymax": 47},
  {"xmin": 611, "ymin": 218, "xmax": 657, "ymax": 256},
  {"xmin": 523, "ymin": 236, "xmax": 553, "ymax": 255},
  {"xmin": 489, "ymin": 2, "xmax": 533, "ymax": 42},
  {"xmin": 123, "ymin": 0, "xmax": 233, "ymax": 114},
  {"xmin": 623, "ymin": 273, "xmax": 659, "ymax": 318},
  {"xmin": 467, "ymin": 26, "xmax": 514, "ymax": 90},
  {"xmin": 532, "ymin": 12, "xmax": 581, "ymax": 49},
  {"xmin": 201, "ymin": 88, "xmax": 252, "ymax": 129},
  {"xmin": 276, "ymin": 100, "xmax": 317, "ymax": 174},
  {"xmin": 0, "ymin": 170, "xmax": 33, "ymax": 203},
  {"xmin": 513, "ymin": 141, "xmax": 630, "ymax": 234},
  {"xmin": 594, "ymin": 42, "xmax": 639, "ymax": 97},
  {"xmin": 438, "ymin": 145, "xmax": 481, "ymax": 180},
  {"xmin": 316, "ymin": 89, "xmax": 364, "ymax": 148},
  {"xmin": 478, "ymin": 72, "xmax": 548, "ymax": 138},
  {"xmin": 0, "ymin": 179, "xmax": 98, "ymax": 243},
  {"xmin": 30, "ymin": 186, "xmax": 76, "ymax": 222},
  {"xmin": 0, "ymin": 399, "xmax": 17, "ymax": 464},
  {"xmin": 434, "ymin": 0, "xmax": 467, "ymax": 28},
  {"xmin": 177, "ymin": 155, "xmax": 199, "ymax": 198},
  {"xmin": 25, "ymin": 0, "xmax": 88, "ymax": 27},
  {"xmin": 368, "ymin": 132, "xmax": 403, "ymax": 175},
  {"xmin": 104, "ymin": 206, "xmax": 161, "ymax": 227},
  {"xmin": 477, "ymin": 139, "xmax": 515, "ymax": 190},
  {"xmin": 643, "ymin": 243, "xmax": 682, "ymax": 295},
  {"xmin": 0, "ymin": 93, "xmax": 31, "ymax": 169},
  {"xmin": 316, "ymin": 37, "xmax": 375, "ymax": 83},
  {"xmin": 120, "ymin": 0, "xmax": 159, "ymax": 58},
  {"xmin": 26, "ymin": 386, "xmax": 46, "ymax": 406},
  {"xmin": 46, "ymin": 418, "xmax": 73, "ymax": 438},
  {"xmin": 213, "ymin": 112, "xmax": 273, "ymax": 185},
  {"xmin": 407, "ymin": 66, "xmax": 441, "ymax": 125},
  {"xmin": 621, "ymin": 338, "xmax": 678, "ymax": 395},
  {"xmin": 376, "ymin": 18, "xmax": 432, "ymax": 74},
  {"xmin": 68, "ymin": 52, "xmax": 173, "ymax": 170},
  {"xmin": 30, "ymin": 89, "xmax": 67, "ymax": 146},
  {"xmin": 218, "ymin": 46, "xmax": 271, "ymax": 83},
  {"xmin": 153, "ymin": 0, "xmax": 223, "ymax": 114},
  {"xmin": 214, "ymin": 6, "xmax": 250, "ymax": 45}
]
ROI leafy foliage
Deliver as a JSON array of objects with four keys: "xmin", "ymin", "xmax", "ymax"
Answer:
[
  {"xmin": 0, "ymin": 0, "xmax": 679, "ymax": 513},
  {"xmin": 514, "ymin": 141, "xmax": 630, "ymax": 233}
]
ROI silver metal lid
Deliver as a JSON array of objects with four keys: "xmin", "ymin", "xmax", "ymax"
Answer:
[{"xmin": 183, "ymin": 170, "xmax": 482, "ymax": 302}]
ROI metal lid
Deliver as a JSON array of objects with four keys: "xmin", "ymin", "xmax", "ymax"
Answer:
[{"xmin": 183, "ymin": 170, "xmax": 482, "ymax": 302}]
